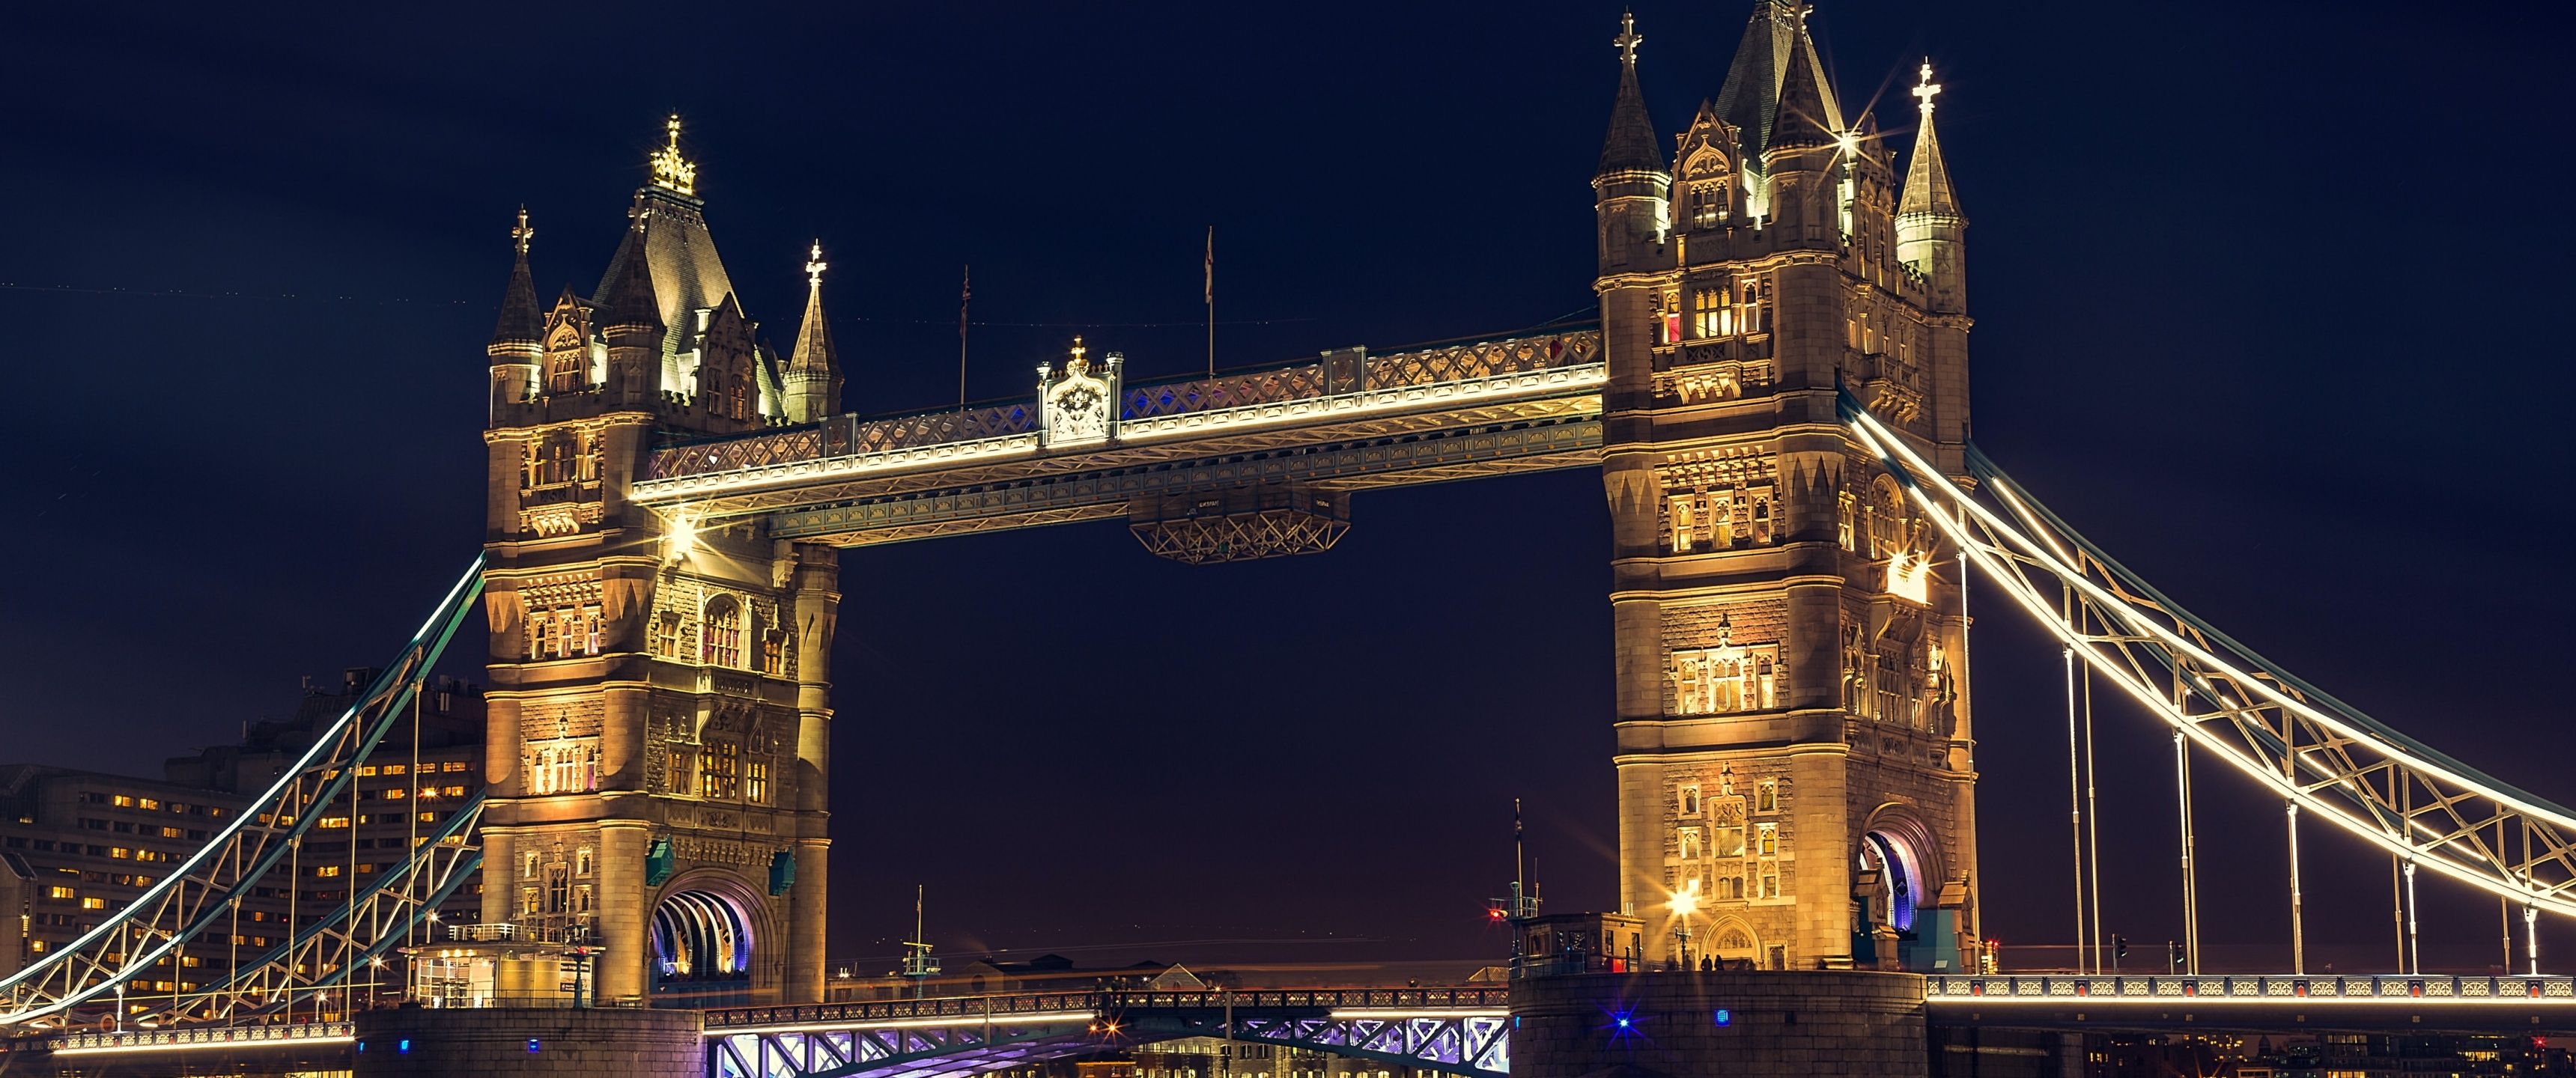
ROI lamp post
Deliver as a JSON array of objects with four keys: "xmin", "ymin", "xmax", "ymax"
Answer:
[
  {"xmin": 1667, "ymin": 887, "xmax": 1700, "ymax": 971},
  {"xmin": 113, "ymin": 983, "xmax": 124, "ymax": 1034}
]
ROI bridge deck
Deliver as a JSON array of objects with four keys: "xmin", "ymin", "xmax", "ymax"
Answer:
[{"xmin": 630, "ymin": 331, "xmax": 1603, "ymax": 544}]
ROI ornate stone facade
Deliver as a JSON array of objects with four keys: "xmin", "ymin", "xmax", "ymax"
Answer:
[
  {"xmin": 479, "ymin": 124, "xmax": 841, "ymax": 1005},
  {"xmin": 1595, "ymin": 2, "xmax": 1975, "ymax": 971}
]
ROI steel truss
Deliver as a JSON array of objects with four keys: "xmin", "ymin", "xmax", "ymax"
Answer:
[
  {"xmin": 705, "ymin": 988, "xmax": 1510, "ymax": 1078},
  {"xmin": 1841, "ymin": 396, "xmax": 2576, "ymax": 921},
  {"xmin": 0, "ymin": 560, "xmax": 487, "ymax": 1028},
  {"xmin": 139, "ymin": 794, "xmax": 487, "ymax": 1025}
]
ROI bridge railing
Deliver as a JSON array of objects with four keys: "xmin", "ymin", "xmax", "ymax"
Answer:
[
  {"xmin": 704, "ymin": 985, "xmax": 1509, "ymax": 1029},
  {"xmin": 45, "ymin": 1020, "xmax": 353, "ymax": 1054},
  {"xmin": 646, "ymin": 329, "xmax": 1601, "ymax": 484},
  {"xmin": 1926, "ymin": 974, "xmax": 2576, "ymax": 1004}
]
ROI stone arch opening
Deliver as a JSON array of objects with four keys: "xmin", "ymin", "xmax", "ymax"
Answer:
[
  {"xmin": 1856, "ymin": 805, "xmax": 1945, "ymax": 936},
  {"xmin": 1709, "ymin": 915, "xmax": 1759, "ymax": 964},
  {"xmin": 652, "ymin": 888, "xmax": 753, "ymax": 982}
]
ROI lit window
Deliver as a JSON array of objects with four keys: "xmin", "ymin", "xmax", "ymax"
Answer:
[
  {"xmin": 160, "ymin": 826, "xmax": 183, "ymax": 838},
  {"xmin": 381, "ymin": 764, "xmax": 407, "ymax": 777},
  {"xmin": 1691, "ymin": 287, "xmax": 1721, "ymax": 338},
  {"xmin": 1756, "ymin": 823, "xmax": 1778, "ymax": 857},
  {"xmin": 381, "ymin": 788, "xmax": 406, "ymax": 800},
  {"xmin": 702, "ymin": 597, "xmax": 743, "ymax": 669},
  {"xmin": 668, "ymin": 746, "xmax": 699, "ymax": 795},
  {"xmin": 1755, "ymin": 781, "xmax": 1778, "ymax": 814},
  {"xmin": 357, "ymin": 766, "xmax": 377, "ymax": 777},
  {"xmin": 746, "ymin": 761, "xmax": 771, "ymax": 806},
  {"xmin": 700, "ymin": 740, "xmax": 739, "ymax": 799},
  {"xmin": 575, "ymin": 847, "xmax": 594, "ymax": 877},
  {"xmin": 112, "ymin": 796, "xmax": 135, "ymax": 808},
  {"xmin": 1686, "ymin": 182, "xmax": 1724, "ymax": 228},
  {"xmin": 443, "ymin": 761, "xmax": 471, "ymax": 773},
  {"xmin": 654, "ymin": 613, "xmax": 682, "ymax": 660},
  {"xmin": 315, "ymin": 865, "xmax": 342, "ymax": 878},
  {"xmin": 1668, "ymin": 494, "xmax": 1698, "ymax": 553},
  {"xmin": 136, "ymin": 798, "xmax": 160, "ymax": 811},
  {"xmin": 109, "ymin": 847, "xmax": 131, "ymax": 860},
  {"xmin": 1671, "ymin": 646, "xmax": 1781, "ymax": 715},
  {"xmin": 417, "ymin": 811, "xmax": 437, "ymax": 823},
  {"xmin": 45, "ymin": 886, "xmax": 73, "ymax": 900},
  {"xmin": 1678, "ymin": 827, "xmax": 1702, "ymax": 861}
]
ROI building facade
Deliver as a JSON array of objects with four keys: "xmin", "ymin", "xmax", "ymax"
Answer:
[
  {"xmin": 1593, "ymin": 1, "xmax": 1976, "ymax": 971},
  {"xmin": 478, "ymin": 121, "xmax": 839, "ymax": 1006}
]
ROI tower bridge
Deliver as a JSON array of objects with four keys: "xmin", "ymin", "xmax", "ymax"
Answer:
[{"xmin": 5, "ymin": 1, "xmax": 2574, "ymax": 1076}]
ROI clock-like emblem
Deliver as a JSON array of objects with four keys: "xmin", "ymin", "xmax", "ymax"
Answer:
[{"xmin": 1042, "ymin": 335, "xmax": 1119, "ymax": 448}]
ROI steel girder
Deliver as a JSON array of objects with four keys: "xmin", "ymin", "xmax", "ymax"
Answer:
[
  {"xmin": 1842, "ymin": 395, "xmax": 2576, "ymax": 922},
  {"xmin": 766, "ymin": 417, "xmax": 1602, "ymax": 547},
  {"xmin": 703, "ymin": 989, "xmax": 1513, "ymax": 1078},
  {"xmin": 0, "ymin": 560, "xmax": 487, "ymax": 1028}
]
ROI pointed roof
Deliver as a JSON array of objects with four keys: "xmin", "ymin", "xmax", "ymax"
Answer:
[
  {"xmin": 1899, "ymin": 64, "xmax": 1963, "ymax": 219},
  {"xmin": 1767, "ymin": 37, "xmax": 1836, "ymax": 151},
  {"xmin": 599, "ymin": 214, "xmax": 664, "ymax": 331},
  {"xmin": 1711, "ymin": 1, "xmax": 1844, "ymax": 162},
  {"xmin": 489, "ymin": 207, "xmax": 544, "ymax": 349},
  {"xmin": 592, "ymin": 184, "xmax": 738, "ymax": 373},
  {"xmin": 1595, "ymin": 13, "xmax": 1667, "ymax": 179},
  {"xmin": 788, "ymin": 242, "xmax": 837, "ymax": 379}
]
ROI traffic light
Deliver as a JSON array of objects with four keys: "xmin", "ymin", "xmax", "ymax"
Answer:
[
  {"xmin": 2114, "ymin": 936, "xmax": 2129, "ymax": 961},
  {"xmin": 2169, "ymin": 941, "xmax": 2185, "ymax": 970}
]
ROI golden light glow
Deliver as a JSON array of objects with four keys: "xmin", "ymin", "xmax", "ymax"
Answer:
[
  {"xmin": 1666, "ymin": 882, "xmax": 1701, "ymax": 917},
  {"xmin": 650, "ymin": 114, "xmax": 698, "ymax": 195},
  {"xmin": 1886, "ymin": 549, "xmax": 1933, "ymax": 604},
  {"xmin": 665, "ymin": 515, "xmax": 699, "ymax": 564}
]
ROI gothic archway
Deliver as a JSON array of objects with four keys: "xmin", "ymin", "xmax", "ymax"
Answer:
[
  {"xmin": 647, "ymin": 870, "xmax": 776, "ymax": 1008},
  {"xmin": 1856, "ymin": 804, "xmax": 1945, "ymax": 934}
]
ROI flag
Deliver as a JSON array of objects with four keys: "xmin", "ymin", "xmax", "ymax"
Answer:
[{"xmin": 1203, "ymin": 226, "xmax": 1213, "ymax": 305}]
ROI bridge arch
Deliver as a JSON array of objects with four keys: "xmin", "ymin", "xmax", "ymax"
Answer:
[
  {"xmin": 650, "ymin": 868, "xmax": 779, "ymax": 1006},
  {"xmin": 1858, "ymin": 803, "xmax": 1944, "ymax": 934}
]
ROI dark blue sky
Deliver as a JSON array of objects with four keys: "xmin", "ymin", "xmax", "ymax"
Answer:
[{"xmin": 2, "ymin": 0, "xmax": 2569, "ymax": 974}]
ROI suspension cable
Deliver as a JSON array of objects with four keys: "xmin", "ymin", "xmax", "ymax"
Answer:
[
  {"xmin": 2064, "ymin": 636, "xmax": 2086, "ymax": 972},
  {"xmin": 2081, "ymin": 603, "xmax": 2103, "ymax": 976}
]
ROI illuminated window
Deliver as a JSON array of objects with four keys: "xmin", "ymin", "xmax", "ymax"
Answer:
[
  {"xmin": 1677, "ymin": 785, "xmax": 1701, "ymax": 816},
  {"xmin": 762, "ymin": 630, "xmax": 786, "ymax": 675},
  {"xmin": 1686, "ymin": 182, "xmax": 1725, "ymax": 228},
  {"xmin": 112, "ymin": 796, "xmax": 135, "ymax": 808},
  {"xmin": 1677, "ymin": 827, "xmax": 1702, "ymax": 861},
  {"xmin": 356, "ymin": 766, "xmax": 377, "ymax": 777},
  {"xmin": 1691, "ymin": 287, "xmax": 1722, "ymax": 338},
  {"xmin": 1755, "ymin": 780, "xmax": 1778, "ymax": 814},
  {"xmin": 654, "ymin": 612, "xmax": 682, "ymax": 660},
  {"xmin": 1732, "ymin": 275, "xmax": 1766, "ymax": 335},
  {"xmin": 700, "ymin": 741, "xmax": 739, "ymax": 800},
  {"xmin": 45, "ymin": 886, "xmax": 73, "ymax": 900},
  {"xmin": 1838, "ymin": 176, "xmax": 1855, "ymax": 239},
  {"xmin": 315, "ymin": 865, "xmax": 342, "ymax": 878},
  {"xmin": 417, "ymin": 811, "xmax": 437, "ymax": 823},
  {"xmin": 443, "ymin": 761, "xmax": 471, "ymax": 773},
  {"xmin": 1668, "ymin": 493, "xmax": 1701, "ymax": 552},
  {"xmin": 381, "ymin": 788, "xmax": 407, "ymax": 800},
  {"xmin": 1660, "ymin": 290, "xmax": 1682, "ymax": 344},
  {"xmin": 109, "ymin": 847, "xmax": 131, "ymax": 860},
  {"xmin": 746, "ymin": 761, "xmax": 771, "ymax": 806},
  {"xmin": 136, "ymin": 798, "xmax": 160, "ymax": 811},
  {"xmin": 1671, "ymin": 646, "xmax": 1780, "ymax": 715},
  {"xmin": 1755, "ymin": 823, "xmax": 1778, "ymax": 857},
  {"xmin": 702, "ymin": 597, "xmax": 743, "ymax": 669},
  {"xmin": 575, "ymin": 847, "xmax": 594, "ymax": 876},
  {"xmin": 1758, "ymin": 863, "xmax": 1780, "ymax": 898},
  {"xmin": 1714, "ymin": 822, "xmax": 1746, "ymax": 859},
  {"xmin": 581, "ymin": 605, "xmax": 603, "ymax": 655},
  {"xmin": 159, "ymin": 826, "xmax": 183, "ymax": 839},
  {"xmin": 668, "ymin": 746, "xmax": 699, "ymax": 796},
  {"xmin": 381, "ymin": 764, "xmax": 407, "ymax": 777},
  {"xmin": 443, "ymin": 785, "xmax": 467, "ymax": 797}
]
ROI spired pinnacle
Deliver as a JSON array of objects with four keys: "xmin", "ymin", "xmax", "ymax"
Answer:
[
  {"xmin": 1899, "ymin": 61, "xmax": 1962, "ymax": 220},
  {"xmin": 649, "ymin": 113, "xmax": 698, "ymax": 195},
  {"xmin": 804, "ymin": 240, "xmax": 827, "ymax": 289},
  {"xmin": 1595, "ymin": 11, "xmax": 1668, "ymax": 178},
  {"xmin": 489, "ymin": 206, "xmax": 544, "ymax": 349},
  {"xmin": 1912, "ymin": 59, "xmax": 1942, "ymax": 117}
]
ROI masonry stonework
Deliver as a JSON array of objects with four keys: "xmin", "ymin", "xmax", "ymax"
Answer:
[{"xmin": 1594, "ymin": 1, "xmax": 1976, "ymax": 972}]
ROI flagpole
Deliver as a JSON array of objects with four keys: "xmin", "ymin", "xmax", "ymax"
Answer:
[
  {"xmin": 1204, "ymin": 226, "xmax": 1215, "ymax": 379},
  {"xmin": 959, "ymin": 264, "xmax": 971, "ymax": 406}
]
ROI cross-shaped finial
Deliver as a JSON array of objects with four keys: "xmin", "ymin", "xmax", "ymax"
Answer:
[
  {"xmin": 666, "ymin": 113, "xmax": 683, "ymax": 153},
  {"xmin": 1068, "ymin": 335, "xmax": 1088, "ymax": 371},
  {"xmin": 511, "ymin": 206, "xmax": 534, "ymax": 255},
  {"xmin": 1913, "ymin": 60, "xmax": 1942, "ymax": 117},
  {"xmin": 805, "ymin": 240, "xmax": 827, "ymax": 289},
  {"xmin": 1612, "ymin": 10, "xmax": 1642, "ymax": 67}
]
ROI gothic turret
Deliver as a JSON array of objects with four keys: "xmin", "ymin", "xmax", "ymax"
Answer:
[
  {"xmin": 1714, "ymin": 0, "xmax": 1843, "ymax": 219},
  {"xmin": 487, "ymin": 207, "xmax": 543, "ymax": 412},
  {"xmin": 1592, "ymin": 12, "xmax": 1671, "ymax": 273},
  {"xmin": 598, "ymin": 207, "xmax": 665, "ymax": 404},
  {"xmin": 1758, "ymin": 37, "xmax": 1841, "ymax": 231},
  {"xmin": 784, "ymin": 242, "xmax": 842, "ymax": 424},
  {"xmin": 1896, "ymin": 61, "xmax": 1966, "ymax": 315}
]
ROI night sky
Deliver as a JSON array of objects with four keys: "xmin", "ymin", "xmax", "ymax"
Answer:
[{"xmin": 4, "ymin": 1, "xmax": 2570, "ymax": 977}]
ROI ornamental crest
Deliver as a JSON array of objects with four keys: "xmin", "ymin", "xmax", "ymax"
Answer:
[{"xmin": 1039, "ymin": 336, "xmax": 1120, "ymax": 449}]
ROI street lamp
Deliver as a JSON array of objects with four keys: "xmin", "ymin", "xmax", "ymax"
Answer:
[{"xmin": 1667, "ymin": 886, "xmax": 1701, "ymax": 971}]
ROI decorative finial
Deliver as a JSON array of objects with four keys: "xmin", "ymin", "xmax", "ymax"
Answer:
[
  {"xmin": 805, "ymin": 240, "xmax": 827, "ymax": 289},
  {"xmin": 1067, "ymin": 335, "xmax": 1089, "ymax": 374},
  {"xmin": 650, "ymin": 113, "xmax": 698, "ymax": 195},
  {"xmin": 1913, "ymin": 60, "xmax": 1942, "ymax": 117},
  {"xmin": 510, "ymin": 206, "xmax": 534, "ymax": 256},
  {"xmin": 1612, "ymin": 10, "xmax": 1642, "ymax": 68}
]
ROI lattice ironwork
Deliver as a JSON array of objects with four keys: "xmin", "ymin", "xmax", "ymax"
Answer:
[
  {"xmin": 1129, "ymin": 487, "xmax": 1349, "ymax": 564},
  {"xmin": 705, "ymin": 988, "xmax": 1510, "ymax": 1078},
  {"xmin": 644, "ymin": 329, "xmax": 1601, "ymax": 485},
  {"xmin": 1926, "ymin": 973, "xmax": 2576, "ymax": 1005},
  {"xmin": 1368, "ymin": 331, "xmax": 1599, "ymax": 388},
  {"xmin": 1844, "ymin": 393, "xmax": 2576, "ymax": 923},
  {"xmin": 0, "ymin": 560, "xmax": 486, "ymax": 1029},
  {"xmin": 136, "ymin": 797, "xmax": 486, "ymax": 1026}
]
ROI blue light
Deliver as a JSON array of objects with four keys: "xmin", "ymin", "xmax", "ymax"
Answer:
[
  {"xmin": 398, "ymin": 1039, "xmax": 411, "ymax": 1054},
  {"xmin": 528, "ymin": 1038, "xmax": 542, "ymax": 1053},
  {"xmin": 1616, "ymin": 1017, "xmax": 1631, "ymax": 1029},
  {"xmin": 1713, "ymin": 1008, "xmax": 1732, "ymax": 1027}
]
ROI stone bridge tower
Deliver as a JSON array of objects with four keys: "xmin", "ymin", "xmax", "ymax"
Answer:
[
  {"xmin": 1593, "ymin": 4, "xmax": 1978, "ymax": 972},
  {"xmin": 478, "ymin": 120, "xmax": 840, "ymax": 1005}
]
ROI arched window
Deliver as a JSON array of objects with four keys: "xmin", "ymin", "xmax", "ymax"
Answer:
[{"xmin": 702, "ymin": 596, "xmax": 743, "ymax": 669}]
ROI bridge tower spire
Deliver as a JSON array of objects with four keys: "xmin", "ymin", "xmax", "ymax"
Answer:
[
  {"xmin": 784, "ymin": 240, "xmax": 843, "ymax": 424},
  {"xmin": 480, "ymin": 118, "xmax": 837, "ymax": 1008},
  {"xmin": 487, "ymin": 206, "xmax": 544, "ymax": 410},
  {"xmin": 1597, "ymin": 0, "xmax": 1977, "ymax": 974}
]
